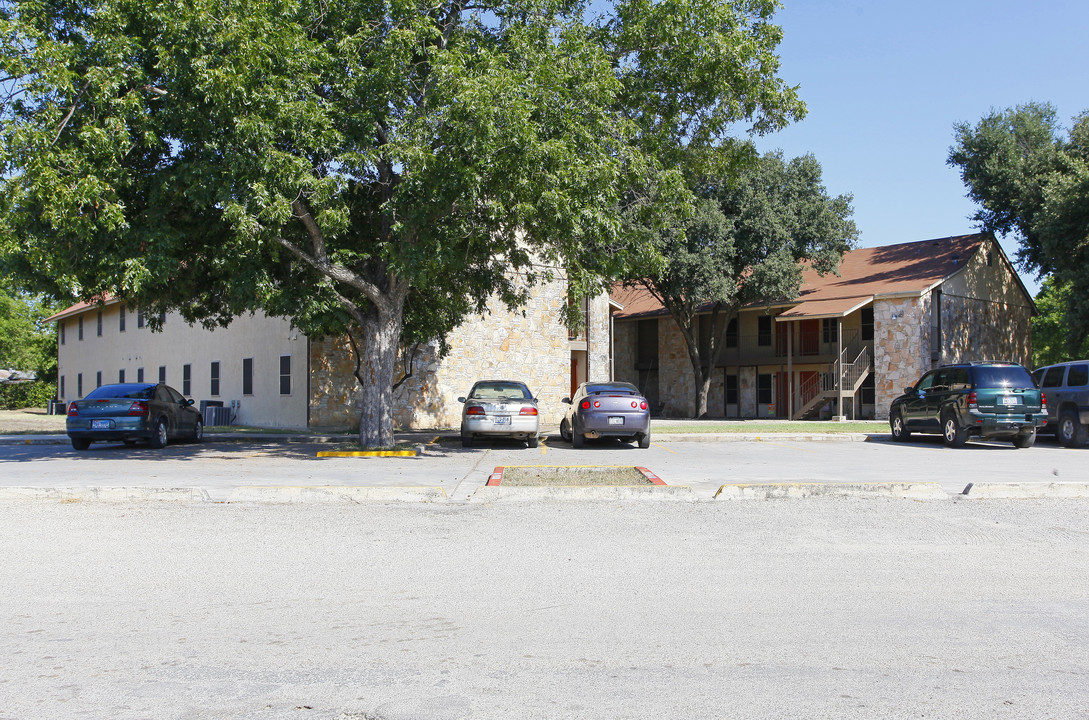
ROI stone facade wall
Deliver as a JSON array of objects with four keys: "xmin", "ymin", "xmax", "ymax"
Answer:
[
  {"xmin": 587, "ymin": 294, "xmax": 612, "ymax": 383},
  {"xmin": 873, "ymin": 295, "xmax": 930, "ymax": 419},
  {"xmin": 309, "ymin": 274, "xmax": 588, "ymax": 430},
  {"xmin": 657, "ymin": 316, "xmax": 696, "ymax": 417},
  {"xmin": 937, "ymin": 236, "xmax": 1033, "ymax": 367},
  {"xmin": 613, "ymin": 320, "xmax": 638, "ymax": 387}
]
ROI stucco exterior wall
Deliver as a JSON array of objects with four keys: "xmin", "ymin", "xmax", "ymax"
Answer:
[
  {"xmin": 872, "ymin": 295, "xmax": 930, "ymax": 419},
  {"xmin": 309, "ymin": 275, "xmax": 593, "ymax": 430},
  {"xmin": 56, "ymin": 304, "xmax": 309, "ymax": 428}
]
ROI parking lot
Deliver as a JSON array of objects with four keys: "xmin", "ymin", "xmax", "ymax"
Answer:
[{"xmin": 1, "ymin": 431, "xmax": 1087, "ymax": 500}]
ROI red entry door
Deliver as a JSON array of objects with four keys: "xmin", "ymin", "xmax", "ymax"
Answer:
[
  {"xmin": 571, "ymin": 358, "xmax": 578, "ymax": 398},
  {"xmin": 774, "ymin": 373, "xmax": 789, "ymax": 418}
]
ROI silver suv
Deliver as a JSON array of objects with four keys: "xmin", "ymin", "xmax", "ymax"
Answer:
[{"xmin": 1032, "ymin": 361, "xmax": 1089, "ymax": 447}]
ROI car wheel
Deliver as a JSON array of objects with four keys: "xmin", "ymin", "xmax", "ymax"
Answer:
[
  {"xmin": 1012, "ymin": 428, "xmax": 1036, "ymax": 449},
  {"xmin": 890, "ymin": 410, "xmax": 911, "ymax": 441},
  {"xmin": 1058, "ymin": 410, "xmax": 1088, "ymax": 448},
  {"xmin": 638, "ymin": 432, "xmax": 651, "ymax": 449},
  {"xmin": 191, "ymin": 419, "xmax": 203, "ymax": 443},
  {"xmin": 941, "ymin": 411, "xmax": 967, "ymax": 448},
  {"xmin": 71, "ymin": 438, "xmax": 91, "ymax": 451},
  {"xmin": 149, "ymin": 418, "xmax": 169, "ymax": 449},
  {"xmin": 572, "ymin": 429, "xmax": 584, "ymax": 448},
  {"xmin": 527, "ymin": 436, "xmax": 539, "ymax": 449},
  {"xmin": 559, "ymin": 419, "xmax": 571, "ymax": 442}
]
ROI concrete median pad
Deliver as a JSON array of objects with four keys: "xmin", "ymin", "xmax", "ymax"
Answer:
[
  {"xmin": 471, "ymin": 485, "xmax": 697, "ymax": 502},
  {"xmin": 224, "ymin": 486, "xmax": 448, "ymax": 503},
  {"xmin": 714, "ymin": 482, "xmax": 947, "ymax": 500},
  {"xmin": 961, "ymin": 482, "xmax": 1089, "ymax": 499}
]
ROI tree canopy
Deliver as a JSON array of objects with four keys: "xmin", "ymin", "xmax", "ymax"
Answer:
[
  {"xmin": 636, "ymin": 150, "xmax": 858, "ymax": 417},
  {"xmin": 948, "ymin": 102, "xmax": 1089, "ymax": 350},
  {"xmin": 1, "ymin": 0, "xmax": 804, "ymax": 445},
  {"xmin": 0, "ymin": 279, "xmax": 58, "ymax": 380}
]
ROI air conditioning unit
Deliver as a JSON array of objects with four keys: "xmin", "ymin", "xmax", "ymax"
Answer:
[{"xmin": 203, "ymin": 406, "xmax": 233, "ymax": 427}]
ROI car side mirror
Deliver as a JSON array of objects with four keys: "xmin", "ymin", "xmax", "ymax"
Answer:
[
  {"xmin": 457, "ymin": 397, "xmax": 466, "ymax": 403},
  {"xmin": 561, "ymin": 397, "xmax": 572, "ymax": 404},
  {"xmin": 904, "ymin": 387, "xmax": 916, "ymax": 395},
  {"xmin": 186, "ymin": 398, "xmax": 195, "ymax": 406}
]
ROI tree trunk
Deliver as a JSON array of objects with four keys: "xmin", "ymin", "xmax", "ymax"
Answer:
[
  {"xmin": 355, "ymin": 301, "xmax": 406, "ymax": 448},
  {"xmin": 694, "ymin": 367, "xmax": 712, "ymax": 419}
]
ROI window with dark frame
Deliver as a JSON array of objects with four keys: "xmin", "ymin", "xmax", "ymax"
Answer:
[
  {"xmin": 725, "ymin": 318, "xmax": 738, "ymax": 348},
  {"xmin": 118, "ymin": 369, "xmax": 125, "ymax": 383},
  {"xmin": 725, "ymin": 374, "xmax": 739, "ymax": 405},
  {"xmin": 77, "ymin": 373, "xmax": 83, "ymax": 398},
  {"xmin": 242, "ymin": 358, "xmax": 253, "ymax": 396},
  {"xmin": 96, "ymin": 371, "xmax": 102, "ymax": 388},
  {"xmin": 279, "ymin": 355, "xmax": 291, "ymax": 395},
  {"xmin": 210, "ymin": 361, "xmax": 220, "ymax": 396},
  {"xmin": 183, "ymin": 364, "xmax": 192, "ymax": 396},
  {"xmin": 60, "ymin": 376, "xmax": 65, "ymax": 398},
  {"xmin": 861, "ymin": 307, "xmax": 874, "ymax": 341},
  {"xmin": 822, "ymin": 318, "xmax": 838, "ymax": 344},
  {"xmin": 158, "ymin": 366, "xmax": 166, "ymax": 384},
  {"xmin": 159, "ymin": 310, "xmax": 166, "ymax": 325},
  {"xmin": 137, "ymin": 310, "xmax": 145, "ymax": 328},
  {"xmin": 137, "ymin": 367, "xmax": 144, "ymax": 383},
  {"xmin": 60, "ymin": 322, "xmax": 65, "ymax": 345},
  {"xmin": 757, "ymin": 373, "xmax": 772, "ymax": 404},
  {"xmin": 119, "ymin": 305, "xmax": 126, "ymax": 332},
  {"xmin": 758, "ymin": 316, "xmax": 772, "ymax": 346},
  {"xmin": 78, "ymin": 316, "xmax": 84, "ymax": 341},
  {"xmin": 96, "ymin": 311, "xmax": 102, "ymax": 336}
]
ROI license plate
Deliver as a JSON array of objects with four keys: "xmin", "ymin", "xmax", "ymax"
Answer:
[
  {"xmin": 91, "ymin": 419, "xmax": 112, "ymax": 429},
  {"xmin": 1001, "ymin": 396, "xmax": 1020, "ymax": 406},
  {"xmin": 493, "ymin": 416, "xmax": 511, "ymax": 425},
  {"xmin": 608, "ymin": 416, "xmax": 624, "ymax": 425}
]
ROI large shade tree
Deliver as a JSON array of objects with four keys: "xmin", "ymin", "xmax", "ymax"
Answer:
[
  {"xmin": 634, "ymin": 150, "xmax": 857, "ymax": 418},
  {"xmin": 1, "ymin": 0, "xmax": 803, "ymax": 446},
  {"xmin": 948, "ymin": 102, "xmax": 1089, "ymax": 351}
]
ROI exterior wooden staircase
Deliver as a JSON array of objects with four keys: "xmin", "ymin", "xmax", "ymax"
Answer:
[{"xmin": 793, "ymin": 337, "xmax": 873, "ymax": 420}]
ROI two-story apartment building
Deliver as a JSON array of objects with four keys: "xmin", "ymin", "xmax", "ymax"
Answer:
[
  {"xmin": 610, "ymin": 234, "xmax": 1035, "ymax": 420},
  {"xmin": 47, "ymin": 272, "xmax": 616, "ymax": 430}
]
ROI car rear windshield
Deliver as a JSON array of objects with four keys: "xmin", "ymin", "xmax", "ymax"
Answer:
[
  {"xmin": 83, "ymin": 383, "xmax": 155, "ymax": 400},
  {"xmin": 585, "ymin": 383, "xmax": 639, "ymax": 395},
  {"xmin": 470, "ymin": 382, "xmax": 531, "ymax": 400},
  {"xmin": 972, "ymin": 366, "xmax": 1034, "ymax": 389}
]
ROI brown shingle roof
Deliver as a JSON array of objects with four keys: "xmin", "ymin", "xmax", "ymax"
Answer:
[{"xmin": 612, "ymin": 234, "xmax": 996, "ymax": 320}]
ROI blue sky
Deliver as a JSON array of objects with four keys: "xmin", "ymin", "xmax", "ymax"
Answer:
[{"xmin": 753, "ymin": 0, "xmax": 1089, "ymax": 297}]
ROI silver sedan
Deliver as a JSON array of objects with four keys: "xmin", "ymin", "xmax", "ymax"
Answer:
[{"xmin": 458, "ymin": 380, "xmax": 540, "ymax": 448}]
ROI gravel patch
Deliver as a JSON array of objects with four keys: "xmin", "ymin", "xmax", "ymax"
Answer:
[{"xmin": 501, "ymin": 466, "xmax": 651, "ymax": 486}]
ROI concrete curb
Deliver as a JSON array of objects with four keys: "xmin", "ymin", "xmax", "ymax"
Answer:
[
  {"xmin": 714, "ymin": 482, "xmax": 948, "ymax": 500},
  {"xmin": 224, "ymin": 486, "xmax": 448, "ymax": 503},
  {"xmin": 654, "ymin": 433, "xmax": 876, "ymax": 443},
  {"xmin": 961, "ymin": 482, "xmax": 1089, "ymax": 499},
  {"xmin": 0, "ymin": 486, "xmax": 211, "ymax": 502},
  {"xmin": 470, "ymin": 485, "xmax": 697, "ymax": 502}
]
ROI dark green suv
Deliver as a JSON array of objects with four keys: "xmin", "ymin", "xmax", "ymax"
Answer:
[{"xmin": 889, "ymin": 362, "xmax": 1047, "ymax": 448}]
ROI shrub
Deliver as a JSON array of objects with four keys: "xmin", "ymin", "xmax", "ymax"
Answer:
[{"xmin": 0, "ymin": 382, "xmax": 57, "ymax": 410}]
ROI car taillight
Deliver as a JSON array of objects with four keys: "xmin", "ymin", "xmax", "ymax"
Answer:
[
  {"xmin": 580, "ymin": 400, "xmax": 590, "ymax": 410},
  {"xmin": 1042, "ymin": 392, "xmax": 1047, "ymax": 410},
  {"xmin": 640, "ymin": 401, "xmax": 648, "ymax": 410},
  {"xmin": 519, "ymin": 407, "xmax": 538, "ymax": 416},
  {"xmin": 127, "ymin": 400, "xmax": 149, "ymax": 416},
  {"xmin": 967, "ymin": 391, "xmax": 977, "ymax": 410},
  {"xmin": 67, "ymin": 404, "xmax": 79, "ymax": 417},
  {"xmin": 466, "ymin": 406, "xmax": 485, "ymax": 416},
  {"xmin": 593, "ymin": 400, "xmax": 600, "ymax": 408},
  {"xmin": 631, "ymin": 401, "xmax": 637, "ymax": 408}
]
